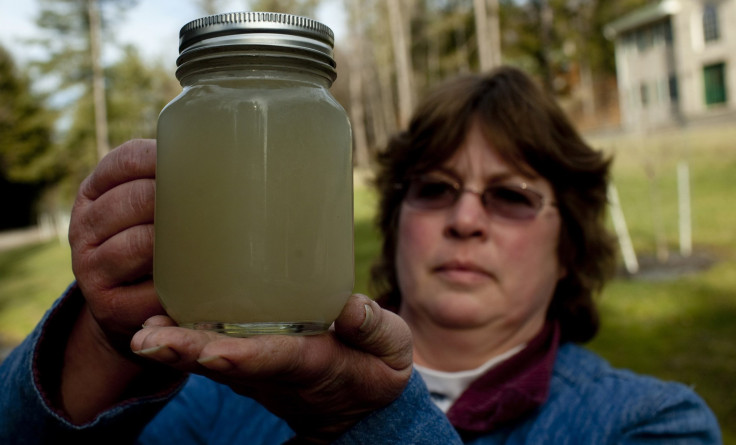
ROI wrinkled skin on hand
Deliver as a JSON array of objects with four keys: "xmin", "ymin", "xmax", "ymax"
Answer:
[
  {"xmin": 131, "ymin": 294, "xmax": 413, "ymax": 444},
  {"xmin": 67, "ymin": 139, "xmax": 414, "ymax": 442},
  {"xmin": 68, "ymin": 139, "xmax": 165, "ymax": 353}
]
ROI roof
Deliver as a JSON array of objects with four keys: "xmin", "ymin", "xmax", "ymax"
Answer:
[{"xmin": 604, "ymin": 0, "xmax": 681, "ymax": 39}]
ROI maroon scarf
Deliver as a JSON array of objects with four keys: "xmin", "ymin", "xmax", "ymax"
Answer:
[{"xmin": 446, "ymin": 320, "xmax": 560, "ymax": 435}]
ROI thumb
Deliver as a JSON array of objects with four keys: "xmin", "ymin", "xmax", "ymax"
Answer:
[{"xmin": 334, "ymin": 294, "xmax": 413, "ymax": 372}]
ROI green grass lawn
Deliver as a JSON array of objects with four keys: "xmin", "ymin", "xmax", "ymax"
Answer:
[
  {"xmin": 0, "ymin": 240, "xmax": 73, "ymax": 345},
  {"xmin": 588, "ymin": 124, "xmax": 736, "ymax": 443},
  {"xmin": 1, "ymin": 123, "xmax": 734, "ymax": 442}
]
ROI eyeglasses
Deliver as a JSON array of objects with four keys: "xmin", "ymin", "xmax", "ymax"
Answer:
[{"xmin": 403, "ymin": 174, "xmax": 554, "ymax": 221}]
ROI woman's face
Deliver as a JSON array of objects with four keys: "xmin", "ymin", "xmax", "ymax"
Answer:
[{"xmin": 395, "ymin": 119, "xmax": 564, "ymax": 339}]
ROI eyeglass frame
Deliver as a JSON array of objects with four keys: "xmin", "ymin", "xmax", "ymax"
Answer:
[{"xmin": 396, "ymin": 173, "xmax": 558, "ymax": 222}]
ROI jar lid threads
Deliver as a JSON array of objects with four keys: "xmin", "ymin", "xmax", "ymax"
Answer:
[{"xmin": 175, "ymin": 12, "xmax": 337, "ymax": 82}]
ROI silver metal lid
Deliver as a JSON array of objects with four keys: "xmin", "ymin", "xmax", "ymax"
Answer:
[{"xmin": 178, "ymin": 12, "xmax": 335, "ymax": 57}]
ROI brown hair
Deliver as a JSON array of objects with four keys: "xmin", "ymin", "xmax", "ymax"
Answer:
[{"xmin": 370, "ymin": 66, "xmax": 616, "ymax": 344}]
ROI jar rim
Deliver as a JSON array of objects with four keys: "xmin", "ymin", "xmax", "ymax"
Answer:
[{"xmin": 179, "ymin": 12, "xmax": 334, "ymax": 56}]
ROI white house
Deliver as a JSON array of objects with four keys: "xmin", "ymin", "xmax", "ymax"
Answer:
[{"xmin": 605, "ymin": 0, "xmax": 736, "ymax": 131}]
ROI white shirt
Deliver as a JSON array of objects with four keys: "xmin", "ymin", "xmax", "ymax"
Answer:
[{"xmin": 414, "ymin": 344, "xmax": 526, "ymax": 413}]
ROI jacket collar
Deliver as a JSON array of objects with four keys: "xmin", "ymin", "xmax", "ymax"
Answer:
[{"xmin": 446, "ymin": 320, "xmax": 561, "ymax": 435}]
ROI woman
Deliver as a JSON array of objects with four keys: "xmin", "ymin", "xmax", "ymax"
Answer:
[
  {"xmin": 0, "ymin": 67, "xmax": 720, "ymax": 444},
  {"xmin": 370, "ymin": 66, "xmax": 721, "ymax": 442}
]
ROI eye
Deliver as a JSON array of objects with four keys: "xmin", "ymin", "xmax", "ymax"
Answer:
[
  {"xmin": 486, "ymin": 186, "xmax": 537, "ymax": 208},
  {"xmin": 405, "ymin": 176, "xmax": 459, "ymax": 209},
  {"xmin": 415, "ymin": 179, "xmax": 456, "ymax": 200}
]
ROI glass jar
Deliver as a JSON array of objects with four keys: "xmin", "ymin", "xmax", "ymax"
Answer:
[{"xmin": 155, "ymin": 12, "xmax": 353, "ymax": 336}]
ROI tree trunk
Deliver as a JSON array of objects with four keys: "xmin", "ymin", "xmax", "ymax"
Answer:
[
  {"xmin": 377, "ymin": 61, "xmax": 396, "ymax": 144},
  {"xmin": 579, "ymin": 56, "xmax": 595, "ymax": 117},
  {"xmin": 426, "ymin": 26, "xmax": 441, "ymax": 85},
  {"xmin": 454, "ymin": 13, "xmax": 471, "ymax": 73},
  {"xmin": 345, "ymin": 0, "xmax": 371, "ymax": 170},
  {"xmin": 348, "ymin": 50, "xmax": 370, "ymax": 168},
  {"xmin": 386, "ymin": 0, "xmax": 414, "ymax": 128},
  {"xmin": 537, "ymin": 0, "xmax": 554, "ymax": 92},
  {"xmin": 576, "ymin": 1, "xmax": 597, "ymax": 118},
  {"xmin": 474, "ymin": 0, "xmax": 502, "ymax": 71},
  {"xmin": 87, "ymin": 0, "xmax": 109, "ymax": 160}
]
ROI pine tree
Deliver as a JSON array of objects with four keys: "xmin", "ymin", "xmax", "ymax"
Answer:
[{"xmin": 0, "ymin": 45, "xmax": 57, "ymax": 229}]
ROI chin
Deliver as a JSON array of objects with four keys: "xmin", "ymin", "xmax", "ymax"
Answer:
[{"xmin": 429, "ymin": 297, "xmax": 497, "ymax": 328}]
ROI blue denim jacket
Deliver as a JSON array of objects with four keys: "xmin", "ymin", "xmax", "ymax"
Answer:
[
  {"xmin": 466, "ymin": 343, "xmax": 721, "ymax": 444},
  {"xmin": 0, "ymin": 287, "xmax": 459, "ymax": 444},
  {"xmin": 0, "ymin": 287, "xmax": 722, "ymax": 444}
]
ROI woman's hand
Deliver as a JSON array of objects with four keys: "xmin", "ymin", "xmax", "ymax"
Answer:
[
  {"xmin": 64, "ymin": 139, "xmax": 414, "ymax": 439},
  {"xmin": 61, "ymin": 139, "xmax": 173, "ymax": 423},
  {"xmin": 131, "ymin": 294, "xmax": 414, "ymax": 444},
  {"xmin": 68, "ymin": 139, "xmax": 164, "ymax": 351}
]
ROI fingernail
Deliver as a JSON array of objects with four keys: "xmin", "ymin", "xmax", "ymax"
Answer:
[
  {"xmin": 359, "ymin": 303, "xmax": 374, "ymax": 332},
  {"xmin": 197, "ymin": 355, "xmax": 235, "ymax": 372},
  {"xmin": 134, "ymin": 345, "xmax": 179, "ymax": 363}
]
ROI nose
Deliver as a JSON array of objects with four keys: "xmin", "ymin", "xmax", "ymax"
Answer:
[{"xmin": 443, "ymin": 190, "xmax": 489, "ymax": 240}]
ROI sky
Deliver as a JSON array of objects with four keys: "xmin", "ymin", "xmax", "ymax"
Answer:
[{"xmin": 0, "ymin": 0, "xmax": 347, "ymax": 69}]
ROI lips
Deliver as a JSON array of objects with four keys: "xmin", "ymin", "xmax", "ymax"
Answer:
[{"xmin": 433, "ymin": 260, "xmax": 494, "ymax": 284}]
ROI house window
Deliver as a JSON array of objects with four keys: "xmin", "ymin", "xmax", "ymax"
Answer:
[
  {"xmin": 663, "ymin": 19, "xmax": 673, "ymax": 44},
  {"xmin": 703, "ymin": 3, "xmax": 720, "ymax": 42},
  {"xmin": 640, "ymin": 83, "xmax": 649, "ymax": 107},
  {"xmin": 703, "ymin": 62, "xmax": 727, "ymax": 105},
  {"xmin": 637, "ymin": 28, "xmax": 654, "ymax": 51},
  {"xmin": 651, "ymin": 20, "xmax": 671, "ymax": 46},
  {"xmin": 669, "ymin": 75, "xmax": 679, "ymax": 102}
]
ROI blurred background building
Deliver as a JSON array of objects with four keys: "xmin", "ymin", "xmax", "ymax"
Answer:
[{"xmin": 606, "ymin": 0, "xmax": 736, "ymax": 131}]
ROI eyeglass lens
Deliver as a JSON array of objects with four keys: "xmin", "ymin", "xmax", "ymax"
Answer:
[{"xmin": 405, "ymin": 176, "xmax": 544, "ymax": 220}]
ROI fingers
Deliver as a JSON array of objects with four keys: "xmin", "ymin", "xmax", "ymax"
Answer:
[
  {"xmin": 72, "ymin": 218, "xmax": 160, "ymax": 338},
  {"xmin": 70, "ymin": 139, "xmax": 155, "ymax": 251},
  {"xmin": 65, "ymin": 139, "xmax": 161, "ymax": 354},
  {"xmin": 75, "ymin": 178, "xmax": 155, "ymax": 248},
  {"xmin": 131, "ymin": 325, "xmax": 314, "ymax": 376},
  {"xmin": 131, "ymin": 294, "xmax": 416, "ymax": 377},
  {"xmin": 130, "ymin": 295, "xmax": 415, "ymax": 387},
  {"xmin": 131, "ymin": 325, "xmax": 246, "ymax": 374},
  {"xmin": 334, "ymin": 294, "xmax": 414, "ymax": 372},
  {"xmin": 79, "ymin": 139, "xmax": 156, "ymax": 202},
  {"xmin": 142, "ymin": 315, "xmax": 178, "ymax": 328},
  {"xmin": 130, "ymin": 303, "xmax": 415, "ymax": 442},
  {"xmin": 84, "ymin": 224, "xmax": 154, "ymax": 285},
  {"xmin": 69, "ymin": 140, "xmax": 157, "ymax": 299}
]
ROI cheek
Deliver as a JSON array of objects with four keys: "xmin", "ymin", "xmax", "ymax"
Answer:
[
  {"xmin": 395, "ymin": 208, "xmax": 438, "ymax": 283},
  {"xmin": 496, "ymin": 214, "xmax": 563, "ymax": 279}
]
